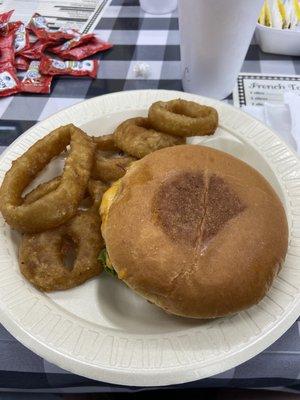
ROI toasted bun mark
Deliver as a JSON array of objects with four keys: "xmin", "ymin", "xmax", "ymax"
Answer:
[
  {"xmin": 153, "ymin": 172, "xmax": 245, "ymax": 247},
  {"xmin": 203, "ymin": 174, "xmax": 246, "ymax": 242},
  {"xmin": 153, "ymin": 172, "xmax": 206, "ymax": 246}
]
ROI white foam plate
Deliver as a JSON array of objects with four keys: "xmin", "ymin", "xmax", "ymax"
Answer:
[{"xmin": 0, "ymin": 89, "xmax": 299, "ymax": 387}]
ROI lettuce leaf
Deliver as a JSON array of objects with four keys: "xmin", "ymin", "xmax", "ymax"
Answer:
[{"xmin": 98, "ymin": 248, "xmax": 117, "ymax": 277}]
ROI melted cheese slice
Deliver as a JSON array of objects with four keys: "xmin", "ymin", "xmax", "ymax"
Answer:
[
  {"xmin": 100, "ymin": 179, "xmax": 122, "ymax": 231},
  {"xmin": 100, "ymin": 179, "xmax": 130, "ymax": 280}
]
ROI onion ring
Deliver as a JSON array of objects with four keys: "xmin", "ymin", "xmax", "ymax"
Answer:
[
  {"xmin": 148, "ymin": 99, "xmax": 218, "ymax": 137},
  {"xmin": 93, "ymin": 134, "xmax": 119, "ymax": 151},
  {"xmin": 19, "ymin": 179, "xmax": 106, "ymax": 292},
  {"xmin": 19, "ymin": 209, "xmax": 104, "ymax": 291},
  {"xmin": 114, "ymin": 117, "xmax": 185, "ymax": 158},
  {"xmin": 91, "ymin": 150, "xmax": 135, "ymax": 182},
  {"xmin": 0, "ymin": 124, "xmax": 95, "ymax": 233},
  {"xmin": 24, "ymin": 177, "xmax": 107, "ymax": 208}
]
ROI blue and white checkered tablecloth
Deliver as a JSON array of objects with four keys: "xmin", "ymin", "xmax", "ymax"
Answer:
[{"xmin": 0, "ymin": 0, "xmax": 299, "ymax": 393}]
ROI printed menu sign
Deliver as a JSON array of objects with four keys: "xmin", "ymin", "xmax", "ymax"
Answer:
[
  {"xmin": 233, "ymin": 73, "xmax": 300, "ymax": 107},
  {"xmin": 0, "ymin": 0, "xmax": 109, "ymax": 32}
]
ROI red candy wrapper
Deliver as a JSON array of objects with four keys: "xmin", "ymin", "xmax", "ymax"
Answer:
[
  {"xmin": 0, "ymin": 10, "xmax": 14, "ymax": 35},
  {"xmin": 21, "ymin": 60, "xmax": 52, "ymax": 93},
  {"xmin": 0, "ymin": 62, "xmax": 21, "ymax": 97},
  {"xmin": 14, "ymin": 56, "xmax": 30, "ymax": 70},
  {"xmin": 28, "ymin": 13, "xmax": 78, "ymax": 43},
  {"xmin": 20, "ymin": 40, "xmax": 46, "ymax": 59},
  {"xmin": 50, "ymin": 36, "xmax": 113, "ymax": 60},
  {"xmin": 14, "ymin": 23, "xmax": 30, "ymax": 54},
  {"xmin": 0, "ymin": 31, "xmax": 15, "ymax": 64},
  {"xmin": 40, "ymin": 56, "xmax": 99, "ymax": 78}
]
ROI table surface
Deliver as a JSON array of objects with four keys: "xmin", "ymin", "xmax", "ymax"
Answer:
[{"xmin": 0, "ymin": 0, "xmax": 300, "ymax": 393}]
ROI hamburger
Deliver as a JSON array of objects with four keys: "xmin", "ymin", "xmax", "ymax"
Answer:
[{"xmin": 100, "ymin": 145, "xmax": 288, "ymax": 319}]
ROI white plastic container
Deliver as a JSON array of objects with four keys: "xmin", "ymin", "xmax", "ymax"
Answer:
[
  {"xmin": 140, "ymin": 0, "xmax": 177, "ymax": 14},
  {"xmin": 255, "ymin": 23, "xmax": 300, "ymax": 56},
  {"xmin": 178, "ymin": 0, "xmax": 264, "ymax": 99}
]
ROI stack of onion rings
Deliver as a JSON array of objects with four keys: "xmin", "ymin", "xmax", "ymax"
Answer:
[{"xmin": 0, "ymin": 97, "xmax": 219, "ymax": 292}]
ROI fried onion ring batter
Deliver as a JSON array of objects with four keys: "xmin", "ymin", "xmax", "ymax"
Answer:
[
  {"xmin": 88, "ymin": 179, "xmax": 108, "ymax": 206},
  {"xmin": 19, "ymin": 179, "xmax": 107, "ymax": 292},
  {"xmin": 20, "ymin": 210, "xmax": 103, "ymax": 291},
  {"xmin": 93, "ymin": 134, "xmax": 119, "ymax": 151},
  {"xmin": 23, "ymin": 177, "xmax": 61, "ymax": 205},
  {"xmin": 0, "ymin": 124, "xmax": 95, "ymax": 233},
  {"xmin": 92, "ymin": 150, "xmax": 135, "ymax": 182},
  {"xmin": 148, "ymin": 99, "xmax": 218, "ymax": 137},
  {"xmin": 114, "ymin": 117, "xmax": 185, "ymax": 158}
]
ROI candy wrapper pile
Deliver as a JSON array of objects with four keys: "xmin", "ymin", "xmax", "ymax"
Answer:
[{"xmin": 0, "ymin": 11, "xmax": 113, "ymax": 97}]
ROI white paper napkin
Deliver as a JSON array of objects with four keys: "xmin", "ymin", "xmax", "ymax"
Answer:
[{"xmin": 242, "ymin": 92, "xmax": 300, "ymax": 153}]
